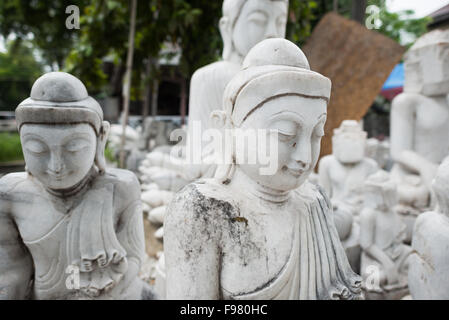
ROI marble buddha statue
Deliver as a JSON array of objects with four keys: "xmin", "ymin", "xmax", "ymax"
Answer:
[
  {"xmin": 319, "ymin": 120, "xmax": 378, "ymax": 272},
  {"xmin": 360, "ymin": 171, "xmax": 411, "ymax": 300},
  {"xmin": 390, "ymin": 29, "xmax": 449, "ymax": 238},
  {"xmin": 164, "ymin": 39, "xmax": 363, "ymax": 300},
  {"xmin": 0, "ymin": 72, "xmax": 146, "ymax": 300},
  {"xmin": 408, "ymin": 157, "xmax": 449, "ymax": 299}
]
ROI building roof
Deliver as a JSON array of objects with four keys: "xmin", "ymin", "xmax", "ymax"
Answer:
[{"xmin": 429, "ymin": 4, "xmax": 449, "ymax": 28}]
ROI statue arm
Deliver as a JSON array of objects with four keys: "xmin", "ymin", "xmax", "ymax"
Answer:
[
  {"xmin": 360, "ymin": 209, "xmax": 394, "ymax": 270},
  {"xmin": 390, "ymin": 94, "xmax": 416, "ymax": 162},
  {"xmin": 164, "ymin": 187, "xmax": 221, "ymax": 300},
  {"xmin": 0, "ymin": 197, "xmax": 33, "ymax": 299},
  {"xmin": 114, "ymin": 176, "xmax": 146, "ymax": 297}
]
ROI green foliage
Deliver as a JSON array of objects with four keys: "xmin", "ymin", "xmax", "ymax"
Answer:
[
  {"xmin": 287, "ymin": 0, "xmax": 318, "ymax": 45},
  {"xmin": 105, "ymin": 144, "xmax": 117, "ymax": 164},
  {"xmin": 367, "ymin": 0, "xmax": 430, "ymax": 47},
  {"xmin": 0, "ymin": 132, "xmax": 23, "ymax": 163},
  {"xmin": 0, "ymin": 39, "xmax": 43, "ymax": 111},
  {"xmin": 0, "ymin": 0, "xmax": 89, "ymax": 69}
]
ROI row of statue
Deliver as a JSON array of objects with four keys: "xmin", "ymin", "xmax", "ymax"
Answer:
[{"xmin": 0, "ymin": 0, "xmax": 448, "ymax": 300}]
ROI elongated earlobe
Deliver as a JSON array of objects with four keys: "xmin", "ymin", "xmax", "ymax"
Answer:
[
  {"xmin": 95, "ymin": 121, "xmax": 110, "ymax": 175},
  {"xmin": 219, "ymin": 16, "xmax": 232, "ymax": 61}
]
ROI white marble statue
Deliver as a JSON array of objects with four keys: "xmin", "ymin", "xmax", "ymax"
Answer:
[
  {"xmin": 0, "ymin": 72, "xmax": 146, "ymax": 300},
  {"xmin": 319, "ymin": 120, "xmax": 378, "ymax": 272},
  {"xmin": 164, "ymin": 39, "xmax": 363, "ymax": 300},
  {"xmin": 390, "ymin": 29, "xmax": 449, "ymax": 240},
  {"xmin": 408, "ymin": 157, "xmax": 449, "ymax": 299},
  {"xmin": 360, "ymin": 171, "xmax": 411, "ymax": 300}
]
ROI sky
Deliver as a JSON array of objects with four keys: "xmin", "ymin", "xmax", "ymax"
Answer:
[{"xmin": 386, "ymin": 0, "xmax": 449, "ymax": 18}]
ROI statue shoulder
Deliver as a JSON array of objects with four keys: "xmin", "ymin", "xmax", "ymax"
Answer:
[
  {"xmin": 98, "ymin": 168, "xmax": 141, "ymax": 203},
  {"xmin": 414, "ymin": 211, "xmax": 445, "ymax": 235},
  {"xmin": 294, "ymin": 181, "xmax": 332, "ymax": 210},
  {"xmin": 362, "ymin": 157, "xmax": 379, "ymax": 171},
  {"xmin": 0, "ymin": 172, "xmax": 29, "ymax": 194},
  {"xmin": 318, "ymin": 154, "xmax": 337, "ymax": 170},
  {"xmin": 392, "ymin": 92, "xmax": 423, "ymax": 111},
  {"xmin": 360, "ymin": 207, "xmax": 377, "ymax": 222},
  {"xmin": 191, "ymin": 61, "xmax": 240, "ymax": 87},
  {"xmin": 165, "ymin": 180, "xmax": 236, "ymax": 230}
]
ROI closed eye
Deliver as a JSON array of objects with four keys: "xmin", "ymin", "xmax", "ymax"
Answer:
[
  {"xmin": 24, "ymin": 140, "xmax": 48, "ymax": 154},
  {"xmin": 65, "ymin": 139, "xmax": 91, "ymax": 152},
  {"xmin": 247, "ymin": 11, "xmax": 268, "ymax": 24}
]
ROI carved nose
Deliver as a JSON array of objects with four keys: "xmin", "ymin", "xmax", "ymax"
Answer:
[
  {"xmin": 48, "ymin": 151, "xmax": 65, "ymax": 174},
  {"xmin": 265, "ymin": 21, "xmax": 278, "ymax": 39},
  {"xmin": 291, "ymin": 140, "xmax": 311, "ymax": 170}
]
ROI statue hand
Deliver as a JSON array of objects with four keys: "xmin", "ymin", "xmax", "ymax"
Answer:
[{"xmin": 385, "ymin": 264, "xmax": 399, "ymax": 285}]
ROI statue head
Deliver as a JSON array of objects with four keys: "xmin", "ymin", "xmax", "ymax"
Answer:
[
  {"xmin": 213, "ymin": 38, "xmax": 331, "ymax": 192},
  {"xmin": 404, "ymin": 29, "xmax": 449, "ymax": 96},
  {"xmin": 15, "ymin": 72, "xmax": 110, "ymax": 192},
  {"xmin": 220, "ymin": 0, "xmax": 288, "ymax": 64},
  {"xmin": 332, "ymin": 120, "xmax": 367, "ymax": 164},
  {"xmin": 432, "ymin": 157, "xmax": 449, "ymax": 216},
  {"xmin": 363, "ymin": 170, "xmax": 397, "ymax": 211}
]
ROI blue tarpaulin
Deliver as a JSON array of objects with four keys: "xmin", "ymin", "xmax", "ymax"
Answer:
[{"xmin": 382, "ymin": 63, "xmax": 404, "ymax": 90}]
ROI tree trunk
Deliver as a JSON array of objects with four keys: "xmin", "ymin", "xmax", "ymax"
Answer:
[
  {"xmin": 333, "ymin": 0, "xmax": 338, "ymax": 12},
  {"xmin": 119, "ymin": 0, "xmax": 137, "ymax": 169},
  {"xmin": 180, "ymin": 78, "xmax": 187, "ymax": 126},
  {"xmin": 151, "ymin": 79, "xmax": 159, "ymax": 117},
  {"xmin": 351, "ymin": 0, "xmax": 367, "ymax": 24},
  {"xmin": 142, "ymin": 57, "xmax": 152, "ymax": 119}
]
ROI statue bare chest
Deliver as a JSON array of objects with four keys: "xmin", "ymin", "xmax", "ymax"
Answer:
[
  {"xmin": 219, "ymin": 205, "xmax": 295, "ymax": 296},
  {"xmin": 11, "ymin": 194, "xmax": 72, "ymax": 243},
  {"xmin": 415, "ymin": 97, "xmax": 449, "ymax": 162}
]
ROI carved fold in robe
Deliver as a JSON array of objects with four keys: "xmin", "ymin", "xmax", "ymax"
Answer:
[
  {"xmin": 227, "ymin": 183, "xmax": 363, "ymax": 300},
  {"xmin": 67, "ymin": 183, "xmax": 128, "ymax": 297},
  {"xmin": 24, "ymin": 183, "xmax": 128, "ymax": 299}
]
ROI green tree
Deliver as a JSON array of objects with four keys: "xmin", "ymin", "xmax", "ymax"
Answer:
[
  {"xmin": 0, "ymin": 0, "xmax": 89, "ymax": 69},
  {"xmin": 367, "ymin": 0, "xmax": 430, "ymax": 47},
  {"xmin": 0, "ymin": 39, "xmax": 43, "ymax": 111}
]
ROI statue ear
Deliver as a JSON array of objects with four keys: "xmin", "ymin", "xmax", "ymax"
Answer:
[
  {"xmin": 210, "ymin": 110, "xmax": 227, "ymax": 129},
  {"xmin": 219, "ymin": 16, "xmax": 232, "ymax": 61},
  {"xmin": 95, "ymin": 121, "xmax": 110, "ymax": 175}
]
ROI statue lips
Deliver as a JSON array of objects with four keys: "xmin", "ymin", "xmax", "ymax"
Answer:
[
  {"xmin": 285, "ymin": 166, "xmax": 305, "ymax": 177},
  {"xmin": 46, "ymin": 171, "xmax": 69, "ymax": 181}
]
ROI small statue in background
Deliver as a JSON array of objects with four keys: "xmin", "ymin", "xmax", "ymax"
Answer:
[
  {"xmin": 408, "ymin": 157, "xmax": 449, "ymax": 299},
  {"xmin": 319, "ymin": 120, "xmax": 378, "ymax": 272},
  {"xmin": 360, "ymin": 171, "xmax": 411, "ymax": 300}
]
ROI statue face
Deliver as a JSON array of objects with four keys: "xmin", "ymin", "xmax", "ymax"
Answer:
[
  {"xmin": 405, "ymin": 42, "xmax": 449, "ymax": 95},
  {"xmin": 420, "ymin": 42, "xmax": 449, "ymax": 95},
  {"xmin": 238, "ymin": 95, "xmax": 326, "ymax": 191},
  {"xmin": 21, "ymin": 123, "xmax": 97, "ymax": 190},
  {"xmin": 333, "ymin": 132, "xmax": 365, "ymax": 164},
  {"xmin": 232, "ymin": 0, "xmax": 287, "ymax": 59}
]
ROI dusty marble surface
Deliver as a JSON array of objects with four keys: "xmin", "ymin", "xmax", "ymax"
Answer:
[
  {"xmin": 409, "ymin": 157, "xmax": 449, "ymax": 299},
  {"xmin": 164, "ymin": 39, "xmax": 363, "ymax": 300}
]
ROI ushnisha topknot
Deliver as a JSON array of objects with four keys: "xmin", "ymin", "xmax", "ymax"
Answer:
[
  {"xmin": 223, "ymin": 38, "xmax": 332, "ymax": 127},
  {"xmin": 15, "ymin": 72, "xmax": 104, "ymax": 136}
]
